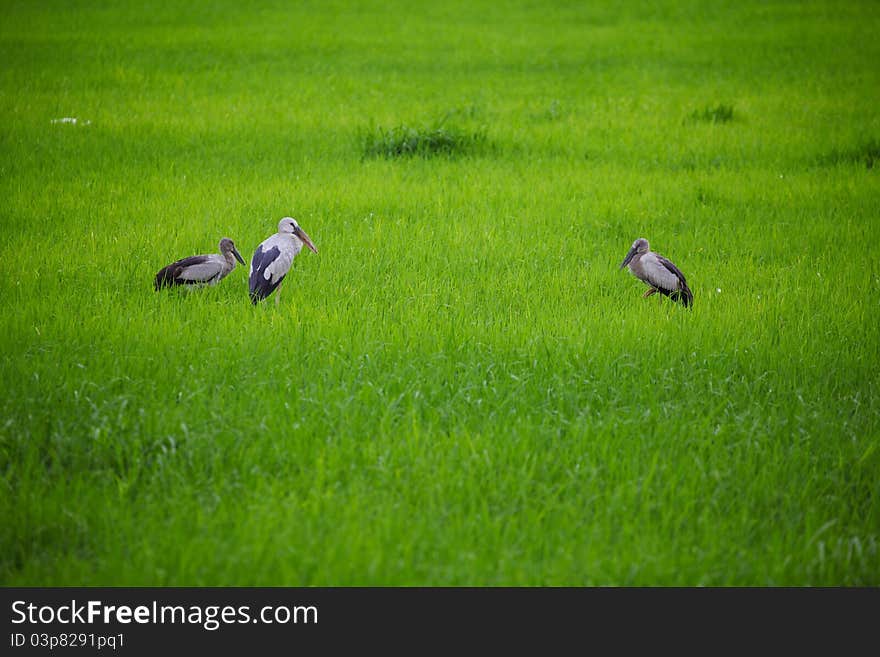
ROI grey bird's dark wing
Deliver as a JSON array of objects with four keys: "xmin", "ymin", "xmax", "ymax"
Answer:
[
  {"xmin": 656, "ymin": 254, "xmax": 693, "ymax": 308},
  {"xmin": 154, "ymin": 255, "xmax": 213, "ymax": 290}
]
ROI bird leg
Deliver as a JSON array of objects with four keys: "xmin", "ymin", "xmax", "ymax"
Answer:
[{"xmin": 643, "ymin": 287, "xmax": 658, "ymax": 298}]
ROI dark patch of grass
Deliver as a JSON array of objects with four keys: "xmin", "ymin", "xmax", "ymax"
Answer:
[
  {"xmin": 360, "ymin": 122, "xmax": 488, "ymax": 159},
  {"xmin": 687, "ymin": 104, "xmax": 735, "ymax": 124},
  {"xmin": 820, "ymin": 139, "xmax": 880, "ymax": 169},
  {"xmin": 529, "ymin": 99, "xmax": 564, "ymax": 122},
  {"xmin": 696, "ymin": 187, "xmax": 720, "ymax": 206},
  {"xmin": 441, "ymin": 104, "xmax": 484, "ymax": 121}
]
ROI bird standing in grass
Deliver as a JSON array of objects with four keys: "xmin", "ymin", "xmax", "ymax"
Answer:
[
  {"xmin": 249, "ymin": 217, "xmax": 318, "ymax": 305},
  {"xmin": 619, "ymin": 238, "xmax": 693, "ymax": 307},
  {"xmin": 154, "ymin": 237, "xmax": 246, "ymax": 290}
]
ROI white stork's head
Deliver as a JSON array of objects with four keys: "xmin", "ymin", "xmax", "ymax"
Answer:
[
  {"xmin": 620, "ymin": 238, "xmax": 650, "ymax": 269},
  {"xmin": 278, "ymin": 217, "xmax": 318, "ymax": 254}
]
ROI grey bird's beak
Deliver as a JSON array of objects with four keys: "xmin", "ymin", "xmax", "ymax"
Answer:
[
  {"xmin": 619, "ymin": 246, "xmax": 637, "ymax": 270},
  {"xmin": 295, "ymin": 226, "xmax": 318, "ymax": 254},
  {"xmin": 232, "ymin": 247, "xmax": 246, "ymax": 266}
]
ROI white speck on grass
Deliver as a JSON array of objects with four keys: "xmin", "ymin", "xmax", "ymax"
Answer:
[
  {"xmin": 716, "ymin": 288, "xmax": 721, "ymax": 293},
  {"xmin": 51, "ymin": 117, "xmax": 91, "ymax": 126}
]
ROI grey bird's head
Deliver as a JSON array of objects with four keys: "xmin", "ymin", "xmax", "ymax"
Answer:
[
  {"xmin": 620, "ymin": 238, "xmax": 650, "ymax": 269},
  {"xmin": 278, "ymin": 217, "xmax": 318, "ymax": 254},
  {"xmin": 219, "ymin": 237, "xmax": 246, "ymax": 265}
]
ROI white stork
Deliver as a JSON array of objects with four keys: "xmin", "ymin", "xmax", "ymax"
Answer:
[
  {"xmin": 154, "ymin": 237, "xmax": 245, "ymax": 290},
  {"xmin": 619, "ymin": 238, "xmax": 693, "ymax": 307},
  {"xmin": 249, "ymin": 217, "xmax": 318, "ymax": 304}
]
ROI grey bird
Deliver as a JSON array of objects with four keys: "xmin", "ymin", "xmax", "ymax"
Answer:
[
  {"xmin": 154, "ymin": 237, "xmax": 246, "ymax": 290},
  {"xmin": 249, "ymin": 217, "xmax": 318, "ymax": 305},
  {"xmin": 619, "ymin": 238, "xmax": 693, "ymax": 307}
]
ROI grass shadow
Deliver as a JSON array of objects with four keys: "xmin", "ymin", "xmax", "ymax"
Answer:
[
  {"xmin": 819, "ymin": 139, "xmax": 880, "ymax": 169},
  {"xmin": 686, "ymin": 104, "xmax": 735, "ymax": 125}
]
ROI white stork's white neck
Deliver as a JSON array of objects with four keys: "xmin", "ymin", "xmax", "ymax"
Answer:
[{"xmin": 280, "ymin": 230, "xmax": 304, "ymax": 255}]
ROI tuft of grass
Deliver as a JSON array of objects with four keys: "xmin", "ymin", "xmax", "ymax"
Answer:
[
  {"xmin": 687, "ymin": 104, "xmax": 735, "ymax": 124},
  {"xmin": 530, "ymin": 100, "xmax": 565, "ymax": 123},
  {"xmin": 820, "ymin": 139, "xmax": 880, "ymax": 169},
  {"xmin": 361, "ymin": 123, "xmax": 488, "ymax": 159}
]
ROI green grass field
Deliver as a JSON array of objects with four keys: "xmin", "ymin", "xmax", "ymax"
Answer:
[{"xmin": 1, "ymin": 0, "xmax": 878, "ymax": 585}]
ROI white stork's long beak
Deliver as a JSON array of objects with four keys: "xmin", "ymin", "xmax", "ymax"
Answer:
[
  {"xmin": 295, "ymin": 226, "xmax": 318, "ymax": 254},
  {"xmin": 619, "ymin": 246, "xmax": 637, "ymax": 270}
]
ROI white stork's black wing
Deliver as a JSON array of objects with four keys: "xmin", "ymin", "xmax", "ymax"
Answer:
[{"xmin": 249, "ymin": 244, "xmax": 285, "ymax": 303}]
